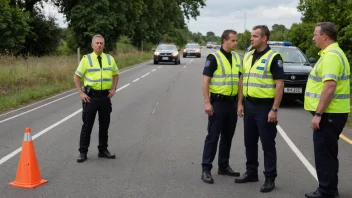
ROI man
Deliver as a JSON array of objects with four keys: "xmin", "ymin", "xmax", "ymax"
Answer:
[
  {"xmin": 235, "ymin": 25, "xmax": 284, "ymax": 193},
  {"xmin": 304, "ymin": 22, "xmax": 350, "ymax": 198},
  {"xmin": 201, "ymin": 30, "xmax": 242, "ymax": 184},
  {"xmin": 73, "ymin": 34, "xmax": 119, "ymax": 163}
]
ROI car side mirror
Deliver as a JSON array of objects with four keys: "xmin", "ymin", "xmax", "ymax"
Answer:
[
  {"xmin": 152, "ymin": 48, "xmax": 155, "ymax": 51},
  {"xmin": 309, "ymin": 57, "xmax": 316, "ymax": 63}
]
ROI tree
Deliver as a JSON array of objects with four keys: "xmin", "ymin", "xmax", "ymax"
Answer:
[
  {"xmin": 206, "ymin": 31, "xmax": 215, "ymax": 37},
  {"xmin": 0, "ymin": 0, "xmax": 30, "ymax": 55},
  {"xmin": 237, "ymin": 30, "xmax": 251, "ymax": 50},
  {"xmin": 270, "ymin": 24, "xmax": 289, "ymax": 41}
]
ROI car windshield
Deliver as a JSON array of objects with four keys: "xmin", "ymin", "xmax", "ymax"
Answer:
[
  {"xmin": 157, "ymin": 45, "xmax": 177, "ymax": 50},
  {"xmin": 271, "ymin": 46, "xmax": 308, "ymax": 64},
  {"xmin": 186, "ymin": 45, "xmax": 199, "ymax": 49}
]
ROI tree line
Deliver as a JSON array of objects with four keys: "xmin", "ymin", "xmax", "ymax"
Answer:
[
  {"xmin": 0, "ymin": 0, "xmax": 206, "ymax": 56},
  {"xmin": 1, "ymin": 0, "xmax": 352, "ymax": 63}
]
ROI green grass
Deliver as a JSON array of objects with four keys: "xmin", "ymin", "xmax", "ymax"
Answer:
[{"xmin": 0, "ymin": 52, "xmax": 152, "ymax": 113}]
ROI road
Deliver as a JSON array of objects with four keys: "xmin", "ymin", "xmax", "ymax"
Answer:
[{"xmin": 0, "ymin": 48, "xmax": 351, "ymax": 198}]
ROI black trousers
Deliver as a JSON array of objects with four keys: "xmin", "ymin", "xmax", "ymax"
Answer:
[
  {"xmin": 244, "ymin": 99, "xmax": 277, "ymax": 178},
  {"xmin": 312, "ymin": 113, "xmax": 348, "ymax": 196},
  {"xmin": 79, "ymin": 96, "xmax": 112, "ymax": 153},
  {"xmin": 202, "ymin": 99, "xmax": 238, "ymax": 171}
]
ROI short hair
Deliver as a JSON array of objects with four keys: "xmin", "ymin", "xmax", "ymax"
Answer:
[
  {"xmin": 316, "ymin": 22, "xmax": 338, "ymax": 41},
  {"xmin": 252, "ymin": 25, "xmax": 270, "ymax": 41},
  {"xmin": 92, "ymin": 34, "xmax": 105, "ymax": 44},
  {"xmin": 221, "ymin": 30, "xmax": 237, "ymax": 44}
]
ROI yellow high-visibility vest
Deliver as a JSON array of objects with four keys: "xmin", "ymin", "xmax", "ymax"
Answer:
[
  {"xmin": 209, "ymin": 50, "xmax": 241, "ymax": 96},
  {"xmin": 304, "ymin": 43, "xmax": 350, "ymax": 113},
  {"xmin": 75, "ymin": 52, "xmax": 119, "ymax": 90},
  {"xmin": 242, "ymin": 49, "xmax": 279, "ymax": 98}
]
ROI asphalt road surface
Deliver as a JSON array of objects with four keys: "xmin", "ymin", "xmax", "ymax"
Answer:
[{"xmin": 0, "ymin": 48, "xmax": 351, "ymax": 198}]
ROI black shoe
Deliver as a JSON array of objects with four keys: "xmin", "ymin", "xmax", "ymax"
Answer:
[
  {"xmin": 218, "ymin": 166, "xmax": 240, "ymax": 177},
  {"xmin": 77, "ymin": 153, "xmax": 87, "ymax": 163},
  {"xmin": 260, "ymin": 178, "xmax": 275, "ymax": 193},
  {"xmin": 305, "ymin": 189, "xmax": 338, "ymax": 198},
  {"xmin": 201, "ymin": 171, "xmax": 214, "ymax": 184},
  {"xmin": 234, "ymin": 172, "xmax": 259, "ymax": 183},
  {"xmin": 98, "ymin": 150, "xmax": 116, "ymax": 159}
]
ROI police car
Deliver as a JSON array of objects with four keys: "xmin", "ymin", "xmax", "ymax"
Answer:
[{"xmin": 247, "ymin": 41, "xmax": 316, "ymax": 102}]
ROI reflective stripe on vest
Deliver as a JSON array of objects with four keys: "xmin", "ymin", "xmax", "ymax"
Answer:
[{"xmin": 87, "ymin": 54, "xmax": 111, "ymax": 67}]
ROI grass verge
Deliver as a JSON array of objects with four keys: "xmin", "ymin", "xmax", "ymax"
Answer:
[{"xmin": 0, "ymin": 52, "xmax": 152, "ymax": 113}]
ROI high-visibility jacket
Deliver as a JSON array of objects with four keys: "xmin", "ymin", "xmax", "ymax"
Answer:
[
  {"xmin": 242, "ymin": 49, "xmax": 280, "ymax": 98},
  {"xmin": 75, "ymin": 52, "xmax": 119, "ymax": 90},
  {"xmin": 209, "ymin": 50, "xmax": 241, "ymax": 96},
  {"xmin": 304, "ymin": 43, "xmax": 350, "ymax": 113}
]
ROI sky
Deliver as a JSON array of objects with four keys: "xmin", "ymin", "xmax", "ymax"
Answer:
[
  {"xmin": 186, "ymin": 0, "xmax": 302, "ymax": 36},
  {"xmin": 43, "ymin": 0, "xmax": 302, "ymax": 37}
]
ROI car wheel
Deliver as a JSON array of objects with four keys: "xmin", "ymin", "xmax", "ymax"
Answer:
[
  {"xmin": 178, "ymin": 60, "xmax": 181, "ymax": 64},
  {"xmin": 183, "ymin": 55, "xmax": 186, "ymax": 58},
  {"xmin": 154, "ymin": 60, "xmax": 158, "ymax": 64}
]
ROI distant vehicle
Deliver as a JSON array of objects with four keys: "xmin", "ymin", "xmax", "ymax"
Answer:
[
  {"xmin": 206, "ymin": 41, "xmax": 213, "ymax": 48},
  {"xmin": 246, "ymin": 41, "xmax": 316, "ymax": 102},
  {"xmin": 213, "ymin": 45, "xmax": 221, "ymax": 49},
  {"xmin": 153, "ymin": 44, "xmax": 181, "ymax": 65},
  {"xmin": 183, "ymin": 43, "xmax": 201, "ymax": 58}
]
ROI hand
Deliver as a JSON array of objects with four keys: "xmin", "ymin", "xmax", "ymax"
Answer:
[
  {"xmin": 108, "ymin": 88, "xmax": 116, "ymax": 98},
  {"xmin": 311, "ymin": 115, "xmax": 321, "ymax": 130},
  {"xmin": 205, "ymin": 102, "xmax": 214, "ymax": 116},
  {"xmin": 79, "ymin": 92, "xmax": 90, "ymax": 103},
  {"xmin": 268, "ymin": 110, "xmax": 277, "ymax": 122},
  {"xmin": 237, "ymin": 105, "xmax": 244, "ymax": 118}
]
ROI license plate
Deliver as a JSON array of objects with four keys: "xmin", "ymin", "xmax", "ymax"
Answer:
[
  {"xmin": 284, "ymin": 87, "xmax": 302, "ymax": 93},
  {"xmin": 190, "ymin": 50, "xmax": 194, "ymax": 53},
  {"xmin": 162, "ymin": 57, "xmax": 168, "ymax": 60}
]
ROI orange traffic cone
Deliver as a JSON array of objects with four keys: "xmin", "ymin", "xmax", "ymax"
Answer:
[{"xmin": 9, "ymin": 128, "xmax": 48, "ymax": 188}]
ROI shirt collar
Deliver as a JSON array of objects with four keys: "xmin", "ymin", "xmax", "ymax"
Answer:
[
  {"xmin": 91, "ymin": 52, "xmax": 105, "ymax": 58},
  {"xmin": 318, "ymin": 42, "xmax": 339, "ymax": 56},
  {"xmin": 220, "ymin": 46, "xmax": 232, "ymax": 56},
  {"xmin": 254, "ymin": 45, "xmax": 271, "ymax": 55}
]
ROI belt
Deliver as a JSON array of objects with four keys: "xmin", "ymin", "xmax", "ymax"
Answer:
[
  {"xmin": 91, "ymin": 89, "xmax": 109, "ymax": 97},
  {"xmin": 210, "ymin": 93, "xmax": 237, "ymax": 101},
  {"xmin": 245, "ymin": 96, "xmax": 274, "ymax": 104}
]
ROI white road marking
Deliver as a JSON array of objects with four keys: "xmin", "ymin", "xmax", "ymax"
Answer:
[
  {"xmin": 141, "ymin": 72, "xmax": 150, "ymax": 78},
  {"xmin": 158, "ymin": 66, "xmax": 162, "ymax": 68},
  {"xmin": 0, "ymin": 92, "xmax": 77, "ymax": 124},
  {"xmin": 152, "ymin": 102, "xmax": 159, "ymax": 115},
  {"xmin": 152, "ymin": 69, "xmax": 156, "ymax": 72},
  {"xmin": 277, "ymin": 125, "xmax": 318, "ymax": 181},
  {"xmin": 132, "ymin": 78, "xmax": 140, "ymax": 83},
  {"xmin": 0, "ymin": 89, "xmax": 76, "ymax": 118},
  {"xmin": 0, "ymin": 83, "xmax": 130, "ymax": 165}
]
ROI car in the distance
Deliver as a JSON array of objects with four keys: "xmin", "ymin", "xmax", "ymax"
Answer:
[
  {"xmin": 183, "ymin": 43, "xmax": 201, "ymax": 58},
  {"xmin": 153, "ymin": 44, "xmax": 181, "ymax": 65},
  {"xmin": 206, "ymin": 41, "xmax": 213, "ymax": 48}
]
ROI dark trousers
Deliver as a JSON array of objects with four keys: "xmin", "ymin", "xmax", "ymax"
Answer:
[
  {"xmin": 79, "ymin": 96, "xmax": 112, "ymax": 153},
  {"xmin": 313, "ymin": 113, "xmax": 348, "ymax": 196},
  {"xmin": 202, "ymin": 99, "xmax": 238, "ymax": 171},
  {"xmin": 244, "ymin": 99, "xmax": 277, "ymax": 178}
]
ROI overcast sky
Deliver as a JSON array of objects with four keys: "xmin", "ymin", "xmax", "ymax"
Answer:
[
  {"xmin": 186, "ymin": 0, "xmax": 302, "ymax": 36},
  {"xmin": 43, "ymin": 0, "xmax": 302, "ymax": 37}
]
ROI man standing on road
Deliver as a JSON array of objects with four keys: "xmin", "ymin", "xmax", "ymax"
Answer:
[
  {"xmin": 235, "ymin": 25, "xmax": 284, "ymax": 193},
  {"xmin": 304, "ymin": 22, "xmax": 350, "ymax": 198},
  {"xmin": 73, "ymin": 34, "xmax": 119, "ymax": 163},
  {"xmin": 201, "ymin": 30, "xmax": 242, "ymax": 184}
]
